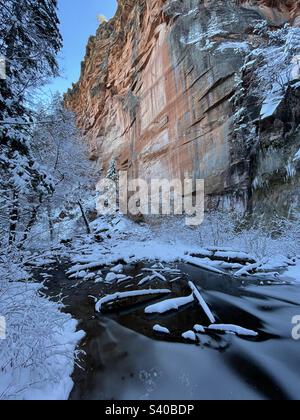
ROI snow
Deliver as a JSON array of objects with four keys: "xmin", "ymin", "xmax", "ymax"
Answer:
[
  {"xmin": 193, "ymin": 324, "xmax": 206, "ymax": 334},
  {"xmin": 260, "ymin": 93, "xmax": 284, "ymax": 119},
  {"xmin": 0, "ymin": 205, "xmax": 298, "ymax": 400},
  {"xmin": 26, "ymin": 258, "xmax": 56, "ymax": 267},
  {"xmin": 190, "ymin": 248, "xmax": 214, "ymax": 257},
  {"xmin": 105, "ymin": 272, "xmax": 119, "ymax": 283},
  {"xmin": 143, "ymin": 266, "xmax": 179, "ymax": 274},
  {"xmin": 68, "ymin": 214, "xmax": 299, "ymax": 286},
  {"xmin": 248, "ymin": 25, "xmax": 300, "ymax": 121},
  {"xmin": 292, "ymin": 80, "xmax": 300, "ymax": 90},
  {"xmin": 111, "ymin": 264, "xmax": 124, "ymax": 274},
  {"xmin": 259, "ymin": 255, "xmax": 294, "ymax": 271},
  {"xmin": 208, "ymin": 324, "xmax": 258, "ymax": 337},
  {"xmin": 0, "ymin": 261, "xmax": 29, "ymax": 282},
  {"xmin": 70, "ymin": 226, "xmax": 201, "ymax": 272},
  {"xmin": 182, "ymin": 331, "xmax": 197, "ymax": 342},
  {"xmin": 285, "ymin": 259, "xmax": 300, "ymax": 283},
  {"xmin": 69, "ymin": 270, "xmax": 87, "ymax": 279},
  {"xmin": 145, "ymin": 294, "xmax": 194, "ymax": 314},
  {"xmin": 144, "ymin": 270, "xmax": 167, "ymax": 282},
  {"xmin": 153, "ymin": 325, "xmax": 170, "ymax": 335},
  {"xmin": 138, "ymin": 275, "xmax": 157, "ymax": 286},
  {"xmin": 285, "ymin": 162, "xmax": 297, "ymax": 179},
  {"xmin": 180, "ymin": 27, "xmax": 202, "ymax": 45},
  {"xmin": 67, "ymin": 261, "xmax": 104, "ymax": 276},
  {"xmin": 188, "ymin": 281, "xmax": 216, "ymax": 324},
  {"xmin": 217, "ymin": 41, "xmax": 250, "ymax": 53},
  {"xmin": 117, "ymin": 276, "xmax": 133, "ymax": 284},
  {"xmin": 189, "ymin": 248, "xmax": 256, "ymax": 264},
  {"xmin": 294, "ymin": 149, "xmax": 300, "ymax": 162},
  {"xmin": 213, "ymin": 250, "xmax": 255, "ymax": 262},
  {"xmin": 105, "ymin": 273, "xmax": 128, "ymax": 283},
  {"xmin": 20, "ymin": 320, "xmax": 85, "ymax": 400},
  {"xmin": 217, "ymin": 261, "xmax": 244, "ymax": 270},
  {"xmin": 0, "ymin": 282, "xmax": 84, "ymax": 400},
  {"xmin": 95, "ymin": 289, "xmax": 171, "ymax": 312},
  {"xmin": 183, "ymin": 256, "xmax": 225, "ymax": 275},
  {"xmin": 234, "ymin": 261, "xmax": 265, "ymax": 277},
  {"xmin": 169, "ymin": 276, "xmax": 182, "ymax": 283},
  {"xmin": 233, "ymin": 255, "xmax": 297, "ymax": 279},
  {"xmin": 84, "ymin": 273, "xmax": 96, "ymax": 280},
  {"xmin": 179, "ymin": 14, "xmax": 232, "ymax": 51}
]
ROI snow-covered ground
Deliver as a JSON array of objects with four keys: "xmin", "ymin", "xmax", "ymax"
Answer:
[
  {"xmin": 0, "ymin": 278, "xmax": 84, "ymax": 400},
  {"xmin": 286, "ymin": 261, "xmax": 300, "ymax": 283},
  {"xmin": 1, "ymin": 210, "xmax": 298, "ymax": 400},
  {"xmin": 69, "ymin": 214, "xmax": 300, "ymax": 284}
]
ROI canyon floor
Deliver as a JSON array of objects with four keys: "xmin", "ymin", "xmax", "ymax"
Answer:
[{"xmin": 35, "ymin": 215, "xmax": 300, "ymax": 400}]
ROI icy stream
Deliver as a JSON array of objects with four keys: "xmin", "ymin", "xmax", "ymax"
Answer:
[{"xmin": 42, "ymin": 262, "xmax": 300, "ymax": 400}]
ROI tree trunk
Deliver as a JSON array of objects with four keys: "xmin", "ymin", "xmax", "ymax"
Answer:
[
  {"xmin": 47, "ymin": 201, "xmax": 54, "ymax": 242},
  {"xmin": 19, "ymin": 204, "xmax": 40, "ymax": 246},
  {"xmin": 9, "ymin": 190, "xmax": 19, "ymax": 246},
  {"xmin": 78, "ymin": 200, "xmax": 91, "ymax": 234}
]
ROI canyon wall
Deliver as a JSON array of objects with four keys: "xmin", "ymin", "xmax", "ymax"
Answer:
[{"xmin": 65, "ymin": 0, "xmax": 300, "ymax": 215}]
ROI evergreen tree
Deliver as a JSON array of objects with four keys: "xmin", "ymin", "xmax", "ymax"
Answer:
[
  {"xmin": 107, "ymin": 158, "xmax": 118, "ymax": 182},
  {"xmin": 0, "ymin": 1, "xmax": 62, "ymax": 247}
]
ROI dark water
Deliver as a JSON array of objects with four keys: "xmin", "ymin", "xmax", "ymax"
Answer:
[{"xmin": 42, "ymin": 261, "xmax": 300, "ymax": 400}]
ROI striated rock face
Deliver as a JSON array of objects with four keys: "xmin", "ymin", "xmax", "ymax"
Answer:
[
  {"xmin": 238, "ymin": 1, "xmax": 300, "ymax": 25},
  {"xmin": 65, "ymin": 0, "xmax": 300, "ymax": 215}
]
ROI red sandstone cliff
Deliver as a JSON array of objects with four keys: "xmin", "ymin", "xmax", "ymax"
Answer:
[{"xmin": 65, "ymin": 0, "xmax": 300, "ymax": 214}]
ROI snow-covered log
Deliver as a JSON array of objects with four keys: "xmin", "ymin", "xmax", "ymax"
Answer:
[
  {"xmin": 182, "ymin": 331, "xmax": 197, "ymax": 341},
  {"xmin": 145, "ymin": 294, "xmax": 194, "ymax": 314},
  {"xmin": 153, "ymin": 325, "xmax": 170, "ymax": 335},
  {"xmin": 234, "ymin": 261, "xmax": 264, "ymax": 277},
  {"xmin": 67, "ymin": 262, "xmax": 104, "ymax": 276},
  {"xmin": 208, "ymin": 324, "xmax": 258, "ymax": 337},
  {"xmin": 95, "ymin": 289, "xmax": 171, "ymax": 312},
  {"xmin": 188, "ymin": 281, "xmax": 216, "ymax": 324},
  {"xmin": 193, "ymin": 324, "xmax": 206, "ymax": 333},
  {"xmin": 183, "ymin": 256, "xmax": 225, "ymax": 275}
]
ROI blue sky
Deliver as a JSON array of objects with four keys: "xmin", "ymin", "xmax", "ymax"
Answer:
[{"xmin": 46, "ymin": 0, "xmax": 117, "ymax": 95}]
